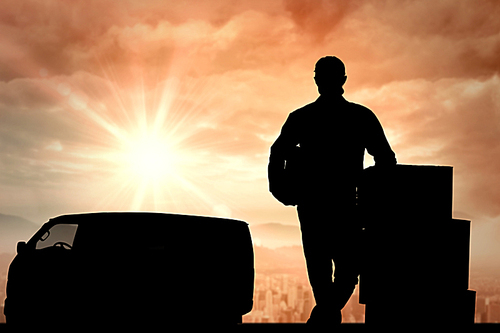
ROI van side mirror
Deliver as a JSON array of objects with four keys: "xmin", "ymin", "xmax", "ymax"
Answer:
[{"xmin": 17, "ymin": 241, "xmax": 27, "ymax": 254}]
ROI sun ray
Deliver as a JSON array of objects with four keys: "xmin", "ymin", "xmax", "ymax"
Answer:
[
  {"xmin": 42, "ymin": 49, "xmax": 244, "ymax": 216},
  {"xmin": 130, "ymin": 179, "xmax": 149, "ymax": 211},
  {"xmin": 96, "ymin": 57, "xmax": 136, "ymax": 127},
  {"xmin": 152, "ymin": 77, "xmax": 179, "ymax": 135}
]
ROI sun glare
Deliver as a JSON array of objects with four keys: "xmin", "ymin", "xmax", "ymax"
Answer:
[
  {"xmin": 123, "ymin": 133, "xmax": 179, "ymax": 182},
  {"xmin": 55, "ymin": 58, "xmax": 235, "ymax": 214}
]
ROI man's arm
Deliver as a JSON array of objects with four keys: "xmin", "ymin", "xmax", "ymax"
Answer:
[
  {"xmin": 268, "ymin": 113, "xmax": 300, "ymax": 205},
  {"xmin": 364, "ymin": 111, "xmax": 397, "ymax": 167},
  {"xmin": 269, "ymin": 114, "xmax": 296, "ymax": 181}
]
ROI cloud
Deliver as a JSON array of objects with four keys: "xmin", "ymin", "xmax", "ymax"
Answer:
[
  {"xmin": 372, "ymin": 0, "xmax": 500, "ymax": 39},
  {"xmin": 2, "ymin": 0, "xmax": 499, "ymax": 85},
  {"xmin": 283, "ymin": 0, "xmax": 361, "ymax": 40},
  {"xmin": 294, "ymin": 0, "xmax": 500, "ymax": 88},
  {"xmin": 0, "ymin": 0, "xmax": 288, "ymax": 81}
]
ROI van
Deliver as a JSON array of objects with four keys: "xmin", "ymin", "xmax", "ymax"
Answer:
[{"xmin": 4, "ymin": 212, "xmax": 255, "ymax": 327}]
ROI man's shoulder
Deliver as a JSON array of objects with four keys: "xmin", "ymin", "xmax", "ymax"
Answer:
[
  {"xmin": 346, "ymin": 100, "xmax": 380, "ymax": 121},
  {"xmin": 346, "ymin": 100, "xmax": 373, "ymax": 113},
  {"xmin": 290, "ymin": 101, "xmax": 317, "ymax": 116},
  {"xmin": 287, "ymin": 98, "xmax": 376, "ymax": 120}
]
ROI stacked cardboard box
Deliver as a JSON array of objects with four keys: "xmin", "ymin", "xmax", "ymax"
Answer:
[{"xmin": 357, "ymin": 164, "xmax": 476, "ymax": 325}]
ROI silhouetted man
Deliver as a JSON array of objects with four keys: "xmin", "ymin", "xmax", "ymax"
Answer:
[{"xmin": 268, "ymin": 56, "xmax": 396, "ymax": 325}]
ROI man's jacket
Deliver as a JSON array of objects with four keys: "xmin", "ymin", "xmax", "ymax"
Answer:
[{"xmin": 268, "ymin": 95, "xmax": 397, "ymax": 206}]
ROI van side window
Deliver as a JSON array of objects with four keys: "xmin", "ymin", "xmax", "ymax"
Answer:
[{"xmin": 36, "ymin": 224, "xmax": 78, "ymax": 250}]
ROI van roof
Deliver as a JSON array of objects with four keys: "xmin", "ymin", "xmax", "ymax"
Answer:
[{"xmin": 47, "ymin": 211, "xmax": 248, "ymax": 226}]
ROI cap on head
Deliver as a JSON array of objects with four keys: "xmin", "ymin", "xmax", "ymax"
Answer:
[{"xmin": 314, "ymin": 56, "xmax": 346, "ymax": 77}]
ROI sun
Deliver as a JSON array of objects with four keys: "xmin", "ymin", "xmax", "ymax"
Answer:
[
  {"xmin": 122, "ymin": 132, "xmax": 179, "ymax": 183},
  {"xmin": 63, "ymin": 62, "xmax": 232, "ymax": 213}
]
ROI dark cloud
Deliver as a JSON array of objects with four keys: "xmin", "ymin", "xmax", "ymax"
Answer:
[
  {"xmin": 350, "ymin": 0, "xmax": 500, "ymax": 83},
  {"xmin": 283, "ymin": 0, "xmax": 361, "ymax": 40},
  {"xmin": 374, "ymin": 0, "xmax": 500, "ymax": 39},
  {"xmin": 0, "ymin": 0, "xmax": 285, "ymax": 81}
]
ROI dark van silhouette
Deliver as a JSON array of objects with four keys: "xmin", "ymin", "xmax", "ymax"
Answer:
[{"xmin": 4, "ymin": 212, "xmax": 254, "ymax": 327}]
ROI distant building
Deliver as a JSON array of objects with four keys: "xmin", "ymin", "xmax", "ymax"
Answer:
[
  {"xmin": 265, "ymin": 289, "xmax": 273, "ymax": 320},
  {"xmin": 486, "ymin": 299, "xmax": 500, "ymax": 323}
]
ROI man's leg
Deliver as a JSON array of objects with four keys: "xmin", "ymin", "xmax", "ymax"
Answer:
[
  {"xmin": 298, "ymin": 199, "xmax": 360, "ymax": 324},
  {"xmin": 330, "ymin": 228, "xmax": 362, "ymax": 310},
  {"xmin": 297, "ymin": 205, "xmax": 340, "ymax": 324},
  {"xmin": 300, "ymin": 224, "xmax": 335, "ymax": 305}
]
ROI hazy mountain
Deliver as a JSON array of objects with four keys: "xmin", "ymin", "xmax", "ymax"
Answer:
[
  {"xmin": 253, "ymin": 245, "xmax": 306, "ymax": 271},
  {"xmin": 249, "ymin": 222, "xmax": 302, "ymax": 249},
  {"xmin": 0, "ymin": 213, "xmax": 40, "ymax": 254}
]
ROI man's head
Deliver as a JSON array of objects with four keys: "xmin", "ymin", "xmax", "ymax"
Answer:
[{"xmin": 314, "ymin": 56, "xmax": 347, "ymax": 96}]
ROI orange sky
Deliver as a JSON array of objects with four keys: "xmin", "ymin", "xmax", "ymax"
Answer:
[{"xmin": 0, "ymin": 0, "xmax": 500, "ymax": 262}]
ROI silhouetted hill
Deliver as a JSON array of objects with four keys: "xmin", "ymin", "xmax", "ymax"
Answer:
[
  {"xmin": 250, "ymin": 223, "xmax": 301, "ymax": 249},
  {"xmin": 0, "ymin": 214, "xmax": 39, "ymax": 254}
]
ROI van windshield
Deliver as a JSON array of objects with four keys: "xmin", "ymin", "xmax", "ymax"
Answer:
[{"xmin": 36, "ymin": 224, "xmax": 78, "ymax": 250}]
